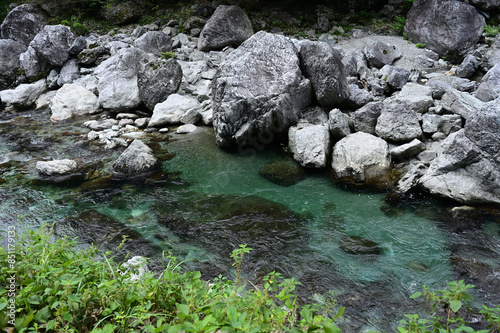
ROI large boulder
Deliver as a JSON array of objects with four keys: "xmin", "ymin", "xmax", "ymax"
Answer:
[
  {"xmin": 375, "ymin": 101, "xmax": 423, "ymax": 142},
  {"xmin": 50, "ymin": 84, "xmax": 99, "ymax": 122},
  {"xmin": 137, "ymin": 58, "xmax": 182, "ymax": 111},
  {"xmin": 0, "ymin": 39, "xmax": 27, "ymax": 90},
  {"xmin": 331, "ymin": 132, "xmax": 392, "ymax": 187},
  {"xmin": 419, "ymin": 101, "xmax": 500, "ymax": 204},
  {"xmin": 148, "ymin": 94, "xmax": 201, "ymax": 127},
  {"xmin": 353, "ymin": 101, "xmax": 383, "ymax": 134},
  {"xmin": 0, "ymin": 4, "xmax": 47, "ymax": 46},
  {"xmin": 19, "ymin": 46, "xmax": 48, "ymax": 80},
  {"xmin": 197, "ymin": 5, "xmax": 253, "ymax": 51},
  {"xmin": 0, "ymin": 79, "xmax": 47, "ymax": 110},
  {"xmin": 134, "ymin": 31, "xmax": 172, "ymax": 56},
  {"xmin": 112, "ymin": 140, "xmax": 157, "ymax": 176},
  {"xmin": 298, "ymin": 40, "xmax": 349, "ymax": 106},
  {"xmin": 212, "ymin": 31, "xmax": 311, "ymax": 149},
  {"xmin": 404, "ymin": 0, "xmax": 485, "ymax": 62},
  {"xmin": 441, "ymin": 89, "xmax": 484, "ymax": 120},
  {"xmin": 29, "ymin": 25, "xmax": 76, "ymax": 67},
  {"xmin": 475, "ymin": 64, "xmax": 500, "ymax": 102},
  {"xmin": 364, "ymin": 41, "xmax": 402, "ymax": 69},
  {"xmin": 95, "ymin": 48, "xmax": 153, "ymax": 112},
  {"xmin": 288, "ymin": 123, "xmax": 330, "ymax": 168}
]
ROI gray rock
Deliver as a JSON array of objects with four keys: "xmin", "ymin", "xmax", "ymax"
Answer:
[
  {"xmin": 0, "ymin": 4, "xmax": 47, "ymax": 46},
  {"xmin": 475, "ymin": 64, "xmax": 500, "ymax": 102},
  {"xmin": 57, "ymin": 59, "xmax": 80, "ymax": 86},
  {"xmin": 69, "ymin": 36, "xmax": 86, "ymax": 56},
  {"xmin": 134, "ymin": 31, "xmax": 172, "ymax": 56},
  {"xmin": 95, "ymin": 48, "xmax": 153, "ymax": 112},
  {"xmin": 176, "ymin": 124, "xmax": 198, "ymax": 134},
  {"xmin": 36, "ymin": 159, "xmax": 78, "ymax": 176},
  {"xmin": 19, "ymin": 46, "xmax": 48, "ymax": 79},
  {"xmin": 180, "ymin": 107, "xmax": 201, "ymax": 124},
  {"xmin": 331, "ymin": 132, "xmax": 392, "ymax": 186},
  {"xmin": 441, "ymin": 89, "xmax": 484, "ymax": 119},
  {"xmin": 0, "ymin": 79, "xmax": 47, "ymax": 110},
  {"xmin": 149, "ymin": 94, "xmax": 201, "ymax": 127},
  {"xmin": 288, "ymin": 123, "xmax": 330, "ymax": 168},
  {"xmin": 112, "ymin": 139, "xmax": 157, "ymax": 176},
  {"xmin": 299, "ymin": 40, "xmax": 349, "ymax": 106},
  {"xmin": 77, "ymin": 45, "xmax": 109, "ymax": 66},
  {"xmin": 346, "ymin": 84, "xmax": 373, "ymax": 109},
  {"xmin": 455, "ymin": 54, "xmax": 479, "ymax": 78},
  {"xmin": 419, "ymin": 102, "xmax": 500, "ymax": 204},
  {"xmin": 379, "ymin": 65, "xmax": 410, "ymax": 90},
  {"xmin": 425, "ymin": 80, "xmax": 452, "ymax": 99},
  {"xmin": 29, "ymin": 25, "xmax": 76, "ymax": 67},
  {"xmin": 417, "ymin": 149, "xmax": 439, "ymax": 164},
  {"xmin": 364, "ymin": 41, "xmax": 402, "ymax": 68},
  {"xmin": 439, "ymin": 114, "xmax": 463, "ymax": 135},
  {"xmin": 258, "ymin": 159, "xmax": 306, "ymax": 187},
  {"xmin": 387, "ymin": 82, "xmax": 433, "ymax": 113},
  {"xmin": 50, "ymin": 84, "xmax": 99, "ymax": 122},
  {"xmin": 212, "ymin": 31, "xmax": 311, "ymax": 149},
  {"xmin": 388, "ymin": 162, "xmax": 428, "ymax": 201},
  {"xmin": 73, "ymin": 74, "xmax": 99, "ymax": 95},
  {"xmin": 328, "ymin": 108, "xmax": 352, "ymax": 140},
  {"xmin": 390, "ymin": 139, "xmax": 426, "ymax": 161},
  {"xmin": 422, "ymin": 113, "xmax": 442, "ymax": 134},
  {"xmin": 353, "ymin": 101, "xmax": 383, "ymax": 134},
  {"xmin": 468, "ymin": 0, "xmax": 499, "ymax": 11},
  {"xmin": 0, "ymin": 39, "xmax": 27, "ymax": 89},
  {"xmin": 404, "ymin": 0, "xmax": 485, "ymax": 62},
  {"xmin": 375, "ymin": 101, "xmax": 423, "ymax": 142},
  {"xmin": 198, "ymin": 5, "xmax": 253, "ymax": 51},
  {"xmin": 137, "ymin": 58, "xmax": 182, "ymax": 110}
]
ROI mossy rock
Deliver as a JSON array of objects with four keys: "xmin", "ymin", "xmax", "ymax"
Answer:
[
  {"xmin": 339, "ymin": 235, "xmax": 382, "ymax": 255},
  {"xmin": 258, "ymin": 158, "xmax": 307, "ymax": 187}
]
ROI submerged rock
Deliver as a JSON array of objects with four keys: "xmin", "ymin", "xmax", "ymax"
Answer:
[
  {"xmin": 212, "ymin": 31, "xmax": 311, "ymax": 149},
  {"xmin": 258, "ymin": 159, "xmax": 306, "ymax": 187},
  {"xmin": 339, "ymin": 235, "xmax": 382, "ymax": 255}
]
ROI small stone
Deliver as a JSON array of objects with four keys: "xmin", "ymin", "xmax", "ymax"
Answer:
[
  {"xmin": 159, "ymin": 128, "xmax": 169, "ymax": 133},
  {"xmin": 176, "ymin": 124, "xmax": 197, "ymax": 133}
]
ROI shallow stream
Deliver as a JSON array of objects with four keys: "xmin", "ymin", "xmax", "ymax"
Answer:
[{"xmin": 1, "ymin": 109, "xmax": 499, "ymax": 332}]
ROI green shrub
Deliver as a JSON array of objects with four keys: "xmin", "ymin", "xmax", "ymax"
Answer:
[
  {"xmin": 484, "ymin": 24, "xmax": 499, "ymax": 37},
  {"xmin": 398, "ymin": 281, "xmax": 499, "ymax": 333},
  {"xmin": 416, "ymin": 43, "xmax": 426, "ymax": 48},
  {"xmin": 160, "ymin": 51, "xmax": 176, "ymax": 60},
  {"xmin": 0, "ymin": 225, "xmax": 344, "ymax": 333}
]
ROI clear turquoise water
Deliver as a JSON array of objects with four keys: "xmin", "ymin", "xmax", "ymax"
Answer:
[{"xmin": 1, "ymin": 111, "xmax": 499, "ymax": 332}]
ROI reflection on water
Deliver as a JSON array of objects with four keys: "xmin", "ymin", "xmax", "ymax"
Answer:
[{"xmin": 1, "ymin": 111, "xmax": 499, "ymax": 332}]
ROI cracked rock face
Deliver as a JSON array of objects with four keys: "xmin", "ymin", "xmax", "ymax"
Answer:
[
  {"xmin": 419, "ymin": 100, "xmax": 500, "ymax": 204},
  {"xmin": 212, "ymin": 31, "xmax": 311, "ymax": 149}
]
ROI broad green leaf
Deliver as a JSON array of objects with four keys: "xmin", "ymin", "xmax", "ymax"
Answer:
[
  {"xmin": 449, "ymin": 300, "xmax": 462, "ymax": 312},
  {"xmin": 323, "ymin": 323, "xmax": 341, "ymax": 333},
  {"xmin": 28, "ymin": 295, "xmax": 41, "ymax": 305},
  {"xmin": 176, "ymin": 303, "xmax": 189, "ymax": 316},
  {"xmin": 410, "ymin": 292, "xmax": 423, "ymax": 299},
  {"xmin": 63, "ymin": 313, "xmax": 73, "ymax": 322},
  {"xmin": 22, "ymin": 313, "xmax": 34, "ymax": 328},
  {"xmin": 34, "ymin": 306, "xmax": 51, "ymax": 322}
]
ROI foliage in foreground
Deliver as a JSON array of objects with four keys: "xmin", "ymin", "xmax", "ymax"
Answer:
[
  {"xmin": 398, "ymin": 281, "xmax": 500, "ymax": 333},
  {"xmin": 0, "ymin": 226, "xmax": 343, "ymax": 333}
]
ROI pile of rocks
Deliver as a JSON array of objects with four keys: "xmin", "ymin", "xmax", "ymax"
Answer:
[{"xmin": 1, "ymin": 1, "xmax": 500, "ymax": 205}]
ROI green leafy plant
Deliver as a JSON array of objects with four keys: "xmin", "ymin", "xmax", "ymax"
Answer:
[
  {"xmin": 398, "ymin": 281, "xmax": 498, "ymax": 333},
  {"xmin": 160, "ymin": 51, "xmax": 176, "ymax": 60},
  {"xmin": 388, "ymin": 16, "xmax": 406, "ymax": 34},
  {"xmin": 416, "ymin": 43, "xmax": 426, "ymax": 49},
  {"xmin": 61, "ymin": 14, "xmax": 89, "ymax": 36},
  {"xmin": 484, "ymin": 25, "xmax": 499, "ymax": 37},
  {"xmin": 0, "ymin": 224, "xmax": 344, "ymax": 333}
]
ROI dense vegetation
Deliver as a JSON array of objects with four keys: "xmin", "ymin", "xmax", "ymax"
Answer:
[{"xmin": 1, "ymin": 225, "xmax": 500, "ymax": 332}]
